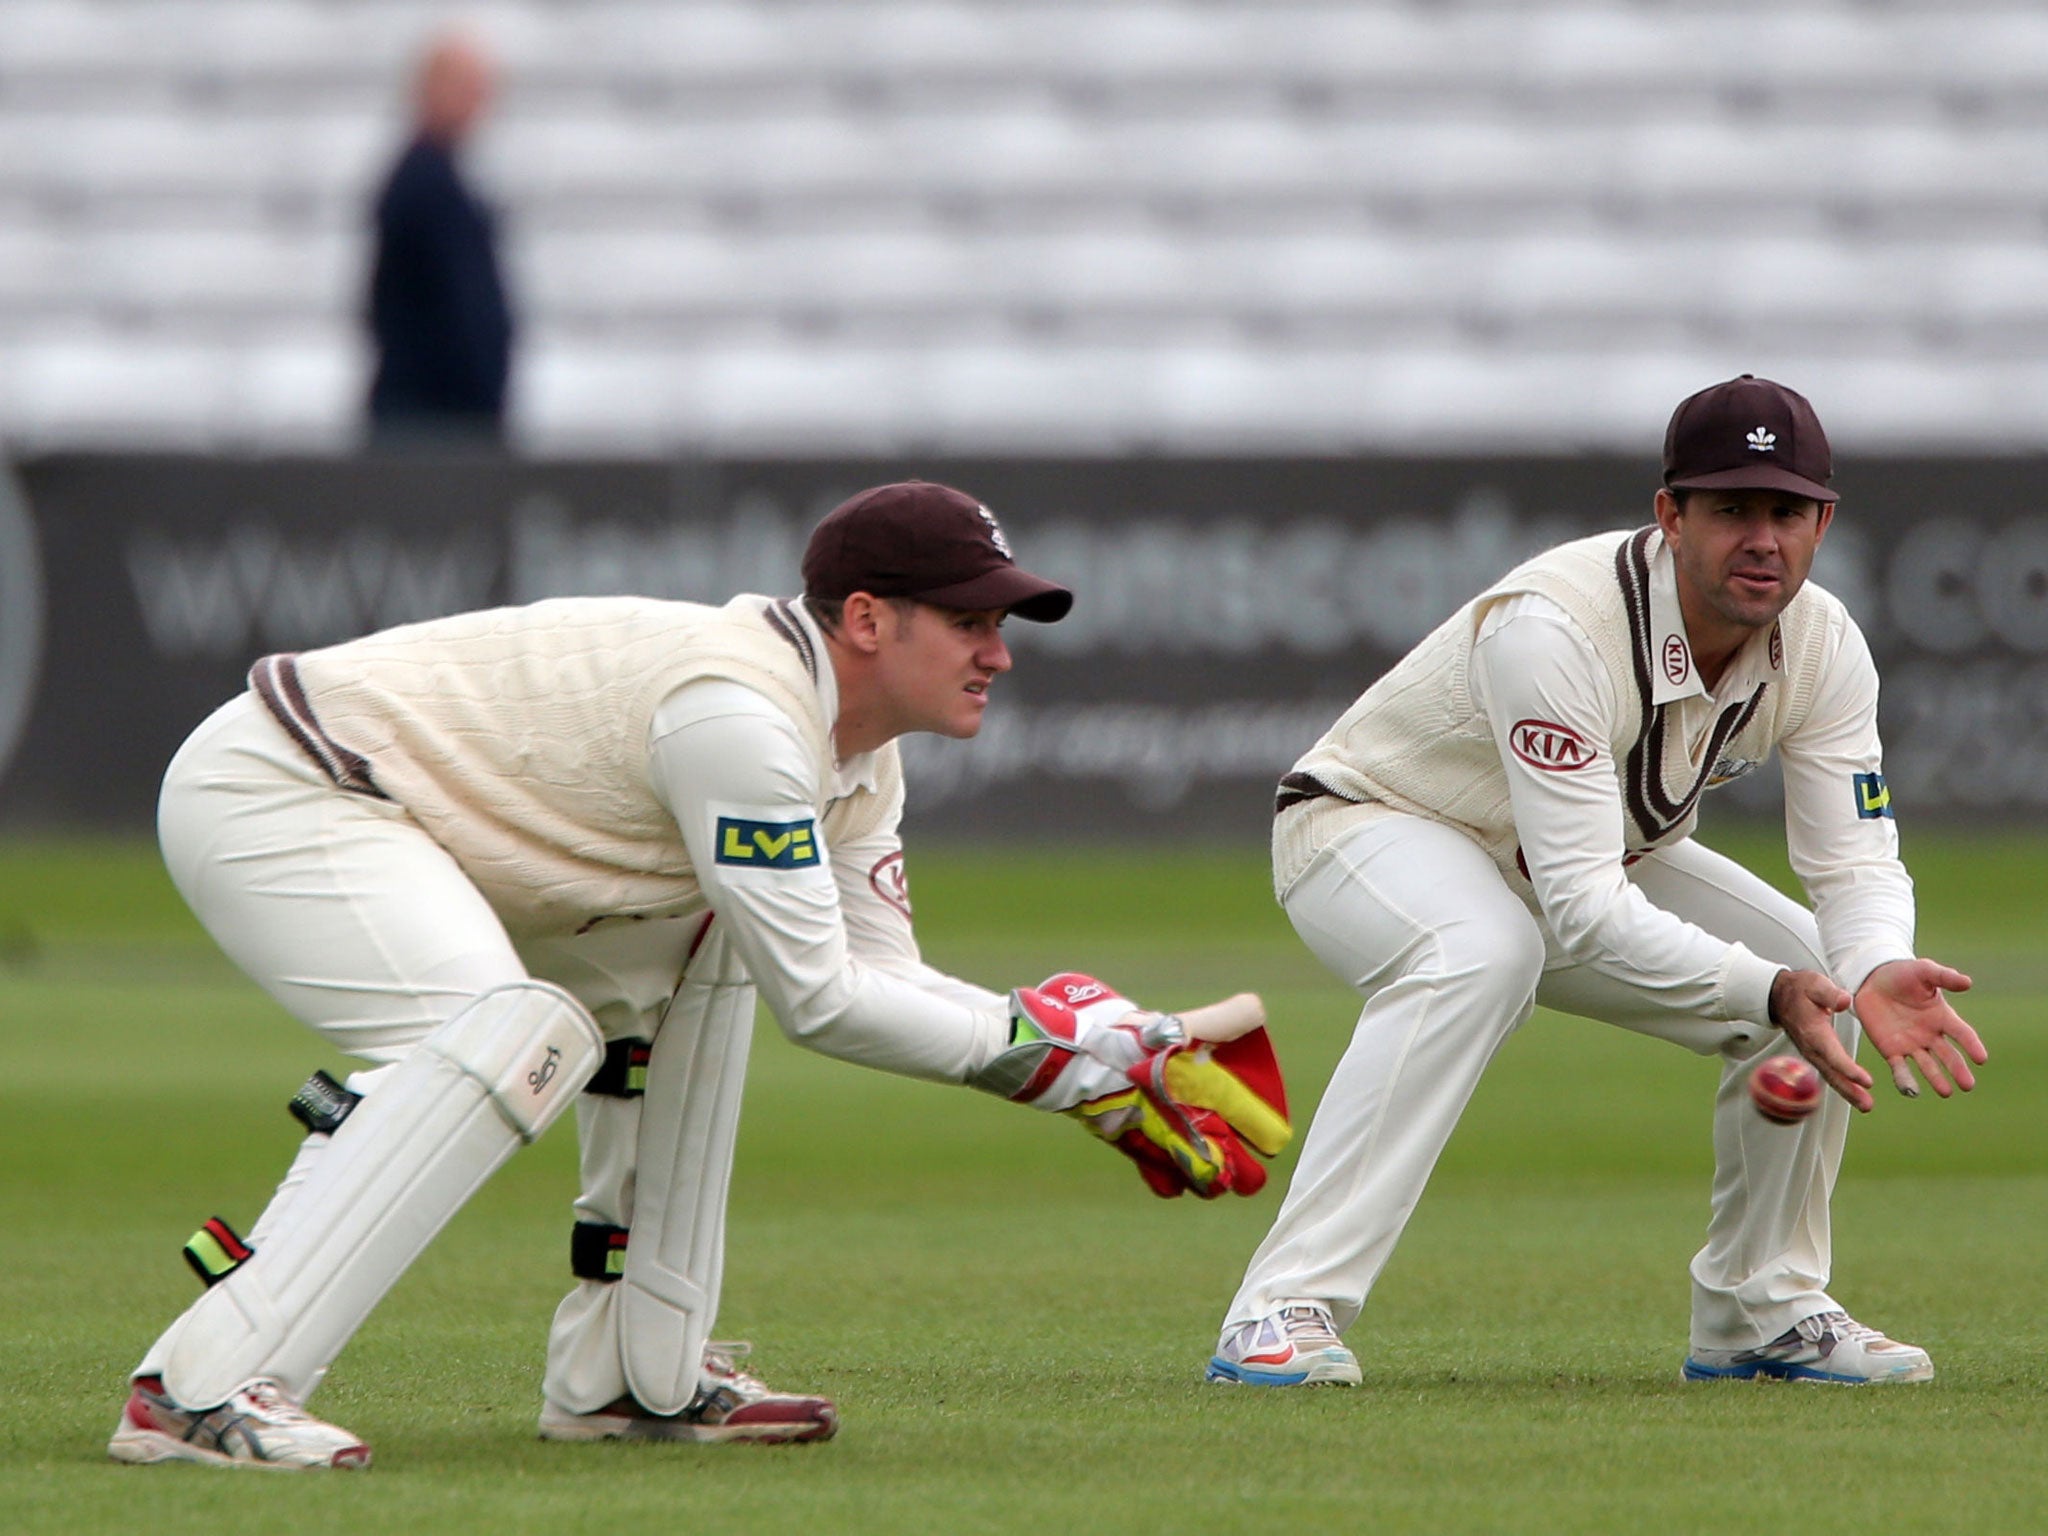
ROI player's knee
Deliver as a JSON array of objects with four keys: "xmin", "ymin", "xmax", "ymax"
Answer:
[
  {"xmin": 421, "ymin": 980, "xmax": 604, "ymax": 1142},
  {"xmin": 1436, "ymin": 914, "xmax": 1545, "ymax": 1013}
]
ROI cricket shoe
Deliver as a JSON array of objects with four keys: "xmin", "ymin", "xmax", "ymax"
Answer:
[
  {"xmin": 1206, "ymin": 1304, "xmax": 1362, "ymax": 1386},
  {"xmin": 1682, "ymin": 1311, "xmax": 1933, "ymax": 1385},
  {"xmin": 107, "ymin": 1375, "xmax": 371, "ymax": 1469},
  {"xmin": 538, "ymin": 1343, "xmax": 837, "ymax": 1444}
]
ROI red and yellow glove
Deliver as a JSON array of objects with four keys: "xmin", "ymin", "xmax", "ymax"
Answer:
[{"xmin": 1004, "ymin": 973, "xmax": 1292, "ymax": 1199}]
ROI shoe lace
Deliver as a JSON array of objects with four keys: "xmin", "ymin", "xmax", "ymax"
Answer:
[
  {"xmin": 236, "ymin": 1379, "xmax": 316, "ymax": 1424},
  {"xmin": 1788, "ymin": 1310, "xmax": 1885, "ymax": 1358},
  {"xmin": 1276, "ymin": 1305, "xmax": 1342, "ymax": 1349},
  {"xmin": 700, "ymin": 1341, "xmax": 767, "ymax": 1398}
]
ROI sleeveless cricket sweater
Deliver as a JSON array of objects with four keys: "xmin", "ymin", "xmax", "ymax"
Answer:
[
  {"xmin": 1278, "ymin": 527, "xmax": 1838, "ymax": 888},
  {"xmin": 251, "ymin": 594, "xmax": 903, "ymax": 937}
]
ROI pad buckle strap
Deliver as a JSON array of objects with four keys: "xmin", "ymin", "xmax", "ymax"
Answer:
[
  {"xmin": 571, "ymin": 1221, "xmax": 629, "ymax": 1281},
  {"xmin": 287, "ymin": 1069, "xmax": 361, "ymax": 1136},
  {"xmin": 585, "ymin": 1038, "xmax": 652, "ymax": 1098},
  {"xmin": 183, "ymin": 1216, "xmax": 254, "ymax": 1288}
]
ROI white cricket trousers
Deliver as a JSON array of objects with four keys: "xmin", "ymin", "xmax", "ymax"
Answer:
[
  {"xmin": 1229, "ymin": 809, "xmax": 1854, "ymax": 1353},
  {"xmin": 139, "ymin": 693, "xmax": 735, "ymax": 1407}
]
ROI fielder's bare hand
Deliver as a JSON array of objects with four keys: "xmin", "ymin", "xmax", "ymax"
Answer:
[
  {"xmin": 1854, "ymin": 958, "xmax": 1985, "ymax": 1101},
  {"xmin": 1769, "ymin": 968, "xmax": 1872, "ymax": 1112}
]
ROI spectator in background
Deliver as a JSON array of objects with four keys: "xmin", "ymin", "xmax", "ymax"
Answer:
[{"xmin": 365, "ymin": 31, "xmax": 515, "ymax": 445}]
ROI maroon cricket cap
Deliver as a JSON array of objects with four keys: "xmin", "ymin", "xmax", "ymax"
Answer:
[
  {"xmin": 801, "ymin": 481, "xmax": 1073, "ymax": 622},
  {"xmin": 1662, "ymin": 374, "xmax": 1837, "ymax": 503}
]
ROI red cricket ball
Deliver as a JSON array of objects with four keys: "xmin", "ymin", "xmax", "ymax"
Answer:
[{"xmin": 1749, "ymin": 1054, "xmax": 1823, "ymax": 1123}]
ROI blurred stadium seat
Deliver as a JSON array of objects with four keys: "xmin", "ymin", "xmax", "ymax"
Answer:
[{"xmin": 4, "ymin": 0, "xmax": 2047, "ymax": 454}]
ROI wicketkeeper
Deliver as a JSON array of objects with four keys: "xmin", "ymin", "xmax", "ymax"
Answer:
[
  {"xmin": 1207, "ymin": 376, "xmax": 1986, "ymax": 1390},
  {"xmin": 109, "ymin": 481, "xmax": 1290, "ymax": 1470}
]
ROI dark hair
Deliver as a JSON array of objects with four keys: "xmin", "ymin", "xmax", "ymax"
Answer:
[{"xmin": 1668, "ymin": 487, "xmax": 1826, "ymax": 515}]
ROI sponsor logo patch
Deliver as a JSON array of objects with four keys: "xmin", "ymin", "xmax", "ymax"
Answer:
[
  {"xmin": 716, "ymin": 816, "xmax": 821, "ymax": 868},
  {"xmin": 869, "ymin": 849, "xmax": 912, "ymax": 917},
  {"xmin": 1853, "ymin": 771, "xmax": 1893, "ymax": 819},
  {"xmin": 1509, "ymin": 719, "xmax": 1596, "ymax": 773},
  {"xmin": 528, "ymin": 1045, "xmax": 561, "ymax": 1094},
  {"xmin": 1663, "ymin": 635, "xmax": 1692, "ymax": 686}
]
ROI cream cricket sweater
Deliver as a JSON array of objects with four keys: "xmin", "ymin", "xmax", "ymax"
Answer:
[
  {"xmin": 1282, "ymin": 528, "xmax": 1838, "ymax": 885},
  {"xmin": 280, "ymin": 594, "xmax": 901, "ymax": 937}
]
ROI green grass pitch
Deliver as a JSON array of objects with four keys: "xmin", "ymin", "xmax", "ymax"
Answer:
[{"xmin": 1, "ymin": 829, "xmax": 2042, "ymax": 1534}]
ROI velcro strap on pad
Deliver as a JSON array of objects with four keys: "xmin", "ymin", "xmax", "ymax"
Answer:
[
  {"xmin": 287, "ymin": 1069, "xmax": 362, "ymax": 1136},
  {"xmin": 183, "ymin": 1216, "xmax": 254, "ymax": 1288},
  {"xmin": 585, "ymin": 1038, "xmax": 652, "ymax": 1098},
  {"xmin": 571, "ymin": 1221, "xmax": 629, "ymax": 1281}
]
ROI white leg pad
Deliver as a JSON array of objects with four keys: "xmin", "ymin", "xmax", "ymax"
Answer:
[
  {"xmin": 541, "ymin": 931, "xmax": 759, "ymax": 1416},
  {"xmin": 160, "ymin": 981, "xmax": 601, "ymax": 1408},
  {"xmin": 621, "ymin": 929, "xmax": 757, "ymax": 1415},
  {"xmin": 542, "ymin": 1092, "xmax": 644, "ymax": 1413}
]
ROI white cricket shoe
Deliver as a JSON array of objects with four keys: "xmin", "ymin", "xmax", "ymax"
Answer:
[
  {"xmin": 108, "ymin": 1375, "xmax": 371, "ymax": 1469},
  {"xmin": 538, "ymin": 1342, "xmax": 838, "ymax": 1444},
  {"xmin": 1683, "ymin": 1311, "xmax": 1934, "ymax": 1385},
  {"xmin": 1206, "ymin": 1304, "xmax": 1362, "ymax": 1386}
]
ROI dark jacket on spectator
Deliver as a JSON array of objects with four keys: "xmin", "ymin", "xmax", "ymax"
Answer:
[{"xmin": 366, "ymin": 136, "xmax": 513, "ymax": 436}]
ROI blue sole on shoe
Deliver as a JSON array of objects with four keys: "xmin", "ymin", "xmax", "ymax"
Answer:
[
  {"xmin": 1206, "ymin": 1357, "xmax": 1314, "ymax": 1386},
  {"xmin": 1683, "ymin": 1357, "xmax": 1880, "ymax": 1385}
]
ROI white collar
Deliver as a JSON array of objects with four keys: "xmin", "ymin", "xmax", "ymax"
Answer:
[{"xmin": 1644, "ymin": 531, "xmax": 1785, "ymax": 705}]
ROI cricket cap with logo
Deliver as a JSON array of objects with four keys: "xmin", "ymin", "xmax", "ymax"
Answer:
[
  {"xmin": 1662, "ymin": 373, "xmax": 1837, "ymax": 503},
  {"xmin": 802, "ymin": 481, "xmax": 1073, "ymax": 622}
]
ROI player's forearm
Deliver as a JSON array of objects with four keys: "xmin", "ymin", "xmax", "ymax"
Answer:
[
  {"xmin": 1784, "ymin": 799, "xmax": 1916, "ymax": 994},
  {"xmin": 858, "ymin": 951, "xmax": 1006, "ymax": 1012},
  {"xmin": 1500, "ymin": 742, "xmax": 1777, "ymax": 1023},
  {"xmin": 756, "ymin": 959, "xmax": 1011, "ymax": 1082},
  {"xmin": 1807, "ymin": 872, "xmax": 1917, "ymax": 997},
  {"xmin": 1780, "ymin": 617, "xmax": 1918, "ymax": 992},
  {"xmin": 1539, "ymin": 866, "xmax": 1780, "ymax": 1024}
]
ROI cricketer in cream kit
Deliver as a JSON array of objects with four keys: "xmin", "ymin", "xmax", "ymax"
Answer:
[
  {"xmin": 1235, "ymin": 521, "xmax": 1919, "ymax": 1358},
  {"xmin": 145, "ymin": 592, "xmax": 1008, "ymax": 1417},
  {"xmin": 1279, "ymin": 526, "xmax": 1915, "ymax": 1025},
  {"xmin": 118, "ymin": 480, "xmax": 1299, "ymax": 1468}
]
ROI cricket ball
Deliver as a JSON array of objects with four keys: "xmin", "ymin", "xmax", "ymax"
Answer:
[{"xmin": 1749, "ymin": 1054, "xmax": 1822, "ymax": 1124}]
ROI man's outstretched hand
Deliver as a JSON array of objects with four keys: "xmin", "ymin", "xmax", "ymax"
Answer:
[
  {"xmin": 1854, "ymin": 958, "xmax": 1986, "ymax": 1100},
  {"xmin": 1769, "ymin": 968, "xmax": 1871, "ymax": 1111},
  {"xmin": 1768, "ymin": 960, "xmax": 1987, "ymax": 1112}
]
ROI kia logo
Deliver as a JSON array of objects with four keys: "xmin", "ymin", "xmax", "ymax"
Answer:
[{"xmin": 1509, "ymin": 719, "xmax": 1595, "ymax": 773}]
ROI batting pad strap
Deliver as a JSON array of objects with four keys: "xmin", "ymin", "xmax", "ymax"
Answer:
[
  {"xmin": 585, "ymin": 1038, "xmax": 652, "ymax": 1098},
  {"xmin": 571, "ymin": 1222, "xmax": 630, "ymax": 1281},
  {"xmin": 287, "ymin": 1069, "xmax": 362, "ymax": 1136},
  {"xmin": 182, "ymin": 1217, "xmax": 254, "ymax": 1288}
]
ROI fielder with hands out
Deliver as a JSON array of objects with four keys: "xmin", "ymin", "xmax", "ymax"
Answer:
[
  {"xmin": 109, "ymin": 482, "xmax": 1289, "ymax": 1471},
  {"xmin": 1209, "ymin": 375, "xmax": 1985, "ymax": 1392}
]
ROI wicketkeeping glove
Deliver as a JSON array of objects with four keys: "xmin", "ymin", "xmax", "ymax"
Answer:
[{"xmin": 970, "ymin": 972, "xmax": 1292, "ymax": 1199}]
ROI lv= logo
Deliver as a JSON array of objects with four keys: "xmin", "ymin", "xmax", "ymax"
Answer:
[{"xmin": 715, "ymin": 816, "xmax": 822, "ymax": 868}]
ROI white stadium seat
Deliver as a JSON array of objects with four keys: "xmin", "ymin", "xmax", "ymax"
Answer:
[{"xmin": 6, "ymin": 0, "xmax": 2048, "ymax": 452}]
